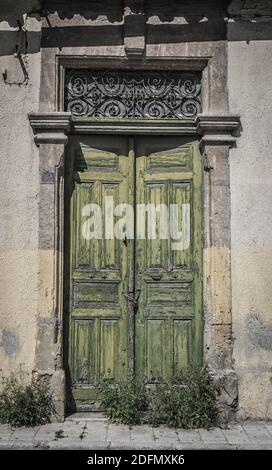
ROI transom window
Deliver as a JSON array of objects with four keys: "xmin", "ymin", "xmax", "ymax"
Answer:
[{"xmin": 64, "ymin": 69, "xmax": 202, "ymax": 119}]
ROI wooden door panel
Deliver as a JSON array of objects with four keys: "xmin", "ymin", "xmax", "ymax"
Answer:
[
  {"xmin": 68, "ymin": 136, "xmax": 131, "ymax": 409},
  {"xmin": 173, "ymin": 320, "xmax": 191, "ymax": 375},
  {"xmin": 135, "ymin": 136, "xmax": 202, "ymax": 384},
  {"xmin": 72, "ymin": 319, "xmax": 95, "ymax": 385},
  {"xmin": 145, "ymin": 318, "xmax": 168, "ymax": 382}
]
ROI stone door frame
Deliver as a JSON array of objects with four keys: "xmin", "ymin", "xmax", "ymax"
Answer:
[{"xmin": 29, "ymin": 56, "xmax": 241, "ymax": 420}]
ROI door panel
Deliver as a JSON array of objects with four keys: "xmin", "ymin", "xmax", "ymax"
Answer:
[
  {"xmin": 135, "ymin": 136, "xmax": 202, "ymax": 383},
  {"xmin": 68, "ymin": 136, "xmax": 132, "ymax": 409},
  {"xmin": 67, "ymin": 134, "xmax": 202, "ymax": 409}
]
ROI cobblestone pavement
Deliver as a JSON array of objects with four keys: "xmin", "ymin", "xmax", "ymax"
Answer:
[{"xmin": 0, "ymin": 414, "xmax": 272, "ymax": 450}]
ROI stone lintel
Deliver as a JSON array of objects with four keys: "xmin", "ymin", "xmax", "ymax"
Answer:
[
  {"xmin": 196, "ymin": 114, "xmax": 241, "ymax": 147},
  {"xmin": 28, "ymin": 112, "xmax": 71, "ymax": 145},
  {"xmin": 71, "ymin": 118, "xmax": 198, "ymax": 135}
]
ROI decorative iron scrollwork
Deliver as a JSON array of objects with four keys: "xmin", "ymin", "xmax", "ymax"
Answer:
[{"xmin": 64, "ymin": 69, "xmax": 202, "ymax": 119}]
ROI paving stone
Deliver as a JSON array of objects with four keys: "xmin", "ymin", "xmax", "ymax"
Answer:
[
  {"xmin": 82, "ymin": 441, "xmax": 111, "ymax": 450},
  {"xmin": 10, "ymin": 441, "xmax": 50, "ymax": 450},
  {"xmin": 177, "ymin": 429, "xmax": 201, "ymax": 444},
  {"xmin": 62, "ymin": 420, "xmax": 87, "ymax": 439},
  {"xmin": 235, "ymin": 442, "xmax": 272, "ymax": 450},
  {"xmin": 146, "ymin": 441, "xmax": 180, "ymax": 450},
  {"xmin": 62, "ymin": 419, "xmax": 86, "ymax": 427},
  {"xmin": 222, "ymin": 424, "xmax": 251, "ymax": 444},
  {"xmin": 111, "ymin": 441, "xmax": 180, "ymax": 450},
  {"xmin": 33, "ymin": 422, "xmax": 64, "ymax": 442},
  {"xmin": 154, "ymin": 427, "xmax": 179, "ymax": 440},
  {"xmin": 48, "ymin": 438, "xmax": 89, "ymax": 449},
  {"xmin": 10, "ymin": 426, "xmax": 40, "ymax": 441},
  {"xmin": 125, "ymin": 441, "xmax": 155, "ymax": 449},
  {"xmin": 7, "ymin": 442, "xmax": 41, "ymax": 450},
  {"xmin": 199, "ymin": 428, "xmax": 227, "ymax": 444},
  {"xmin": 66, "ymin": 412, "xmax": 106, "ymax": 422},
  {"xmin": 153, "ymin": 439, "xmax": 181, "ymax": 447},
  {"xmin": 107, "ymin": 424, "xmax": 131, "ymax": 443},
  {"xmin": 84, "ymin": 421, "xmax": 108, "ymax": 442},
  {"xmin": 130, "ymin": 425, "xmax": 154, "ymax": 444},
  {"xmin": 177, "ymin": 442, "xmax": 218, "ymax": 450},
  {"xmin": 49, "ymin": 436, "xmax": 109, "ymax": 450},
  {"xmin": 153, "ymin": 427, "xmax": 180, "ymax": 447},
  {"xmin": 242, "ymin": 423, "xmax": 272, "ymax": 442},
  {"xmin": 264, "ymin": 423, "xmax": 272, "ymax": 437}
]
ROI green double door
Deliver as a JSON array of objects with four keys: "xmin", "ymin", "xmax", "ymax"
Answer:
[{"xmin": 66, "ymin": 134, "xmax": 202, "ymax": 410}]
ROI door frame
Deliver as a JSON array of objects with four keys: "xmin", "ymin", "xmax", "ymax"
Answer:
[{"xmin": 28, "ymin": 57, "xmax": 241, "ymax": 419}]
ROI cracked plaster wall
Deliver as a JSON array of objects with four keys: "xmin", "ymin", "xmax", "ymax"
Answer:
[
  {"xmin": 228, "ymin": 3, "xmax": 272, "ymax": 418},
  {"xmin": 0, "ymin": 3, "xmax": 41, "ymax": 378}
]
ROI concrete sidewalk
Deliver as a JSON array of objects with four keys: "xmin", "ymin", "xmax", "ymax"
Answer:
[{"xmin": 0, "ymin": 414, "xmax": 272, "ymax": 450}]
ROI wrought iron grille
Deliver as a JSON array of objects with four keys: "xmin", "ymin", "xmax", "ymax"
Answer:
[{"xmin": 64, "ymin": 69, "xmax": 202, "ymax": 119}]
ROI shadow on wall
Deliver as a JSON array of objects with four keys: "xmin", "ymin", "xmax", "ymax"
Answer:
[
  {"xmin": 0, "ymin": 0, "xmax": 41, "ymax": 57},
  {"xmin": 1, "ymin": 0, "xmax": 272, "ymax": 57},
  {"xmin": 0, "ymin": 0, "xmax": 41, "ymax": 27}
]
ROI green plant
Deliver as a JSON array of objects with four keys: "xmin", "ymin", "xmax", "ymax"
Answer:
[
  {"xmin": 100, "ymin": 368, "xmax": 219, "ymax": 429},
  {"xmin": 99, "ymin": 378, "xmax": 147, "ymax": 426},
  {"xmin": 0, "ymin": 373, "xmax": 55, "ymax": 427},
  {"xmin": 145, "ymin": 367, "xmax": 219, "ymax": 429}
]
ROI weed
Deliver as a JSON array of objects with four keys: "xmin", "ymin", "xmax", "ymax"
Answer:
[
  {"xmin": 0, "ymin": 372, "xmax": 55, "ymax": 427},
  {"xmin": 100, "ymin": 367, "xmax": 219, "ymax": 429},
  {"xmin": 99, "ymin": 378, "xmax": 147, "ymax": 426}
]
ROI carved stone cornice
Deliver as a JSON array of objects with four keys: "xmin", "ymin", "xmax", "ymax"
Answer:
[
  {"xmin": 196, "ymin": 114, "xmax": 241, "ymax": 148},
  {"xmin": 28, "ymin": 112, "xmax": 72, "ymax": 146}
]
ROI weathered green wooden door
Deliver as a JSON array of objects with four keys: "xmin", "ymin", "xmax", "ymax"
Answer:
[
  {"xmin": 135, "ymin": 137, "xmax": 202, "ymax": 384},
  {"xmin": 67, "ymin": 135, "xmax": 134, "ymax": 410},
  {"xmin": 67, "ymin": 134, "xmax": 202, "ymax": 410}
]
